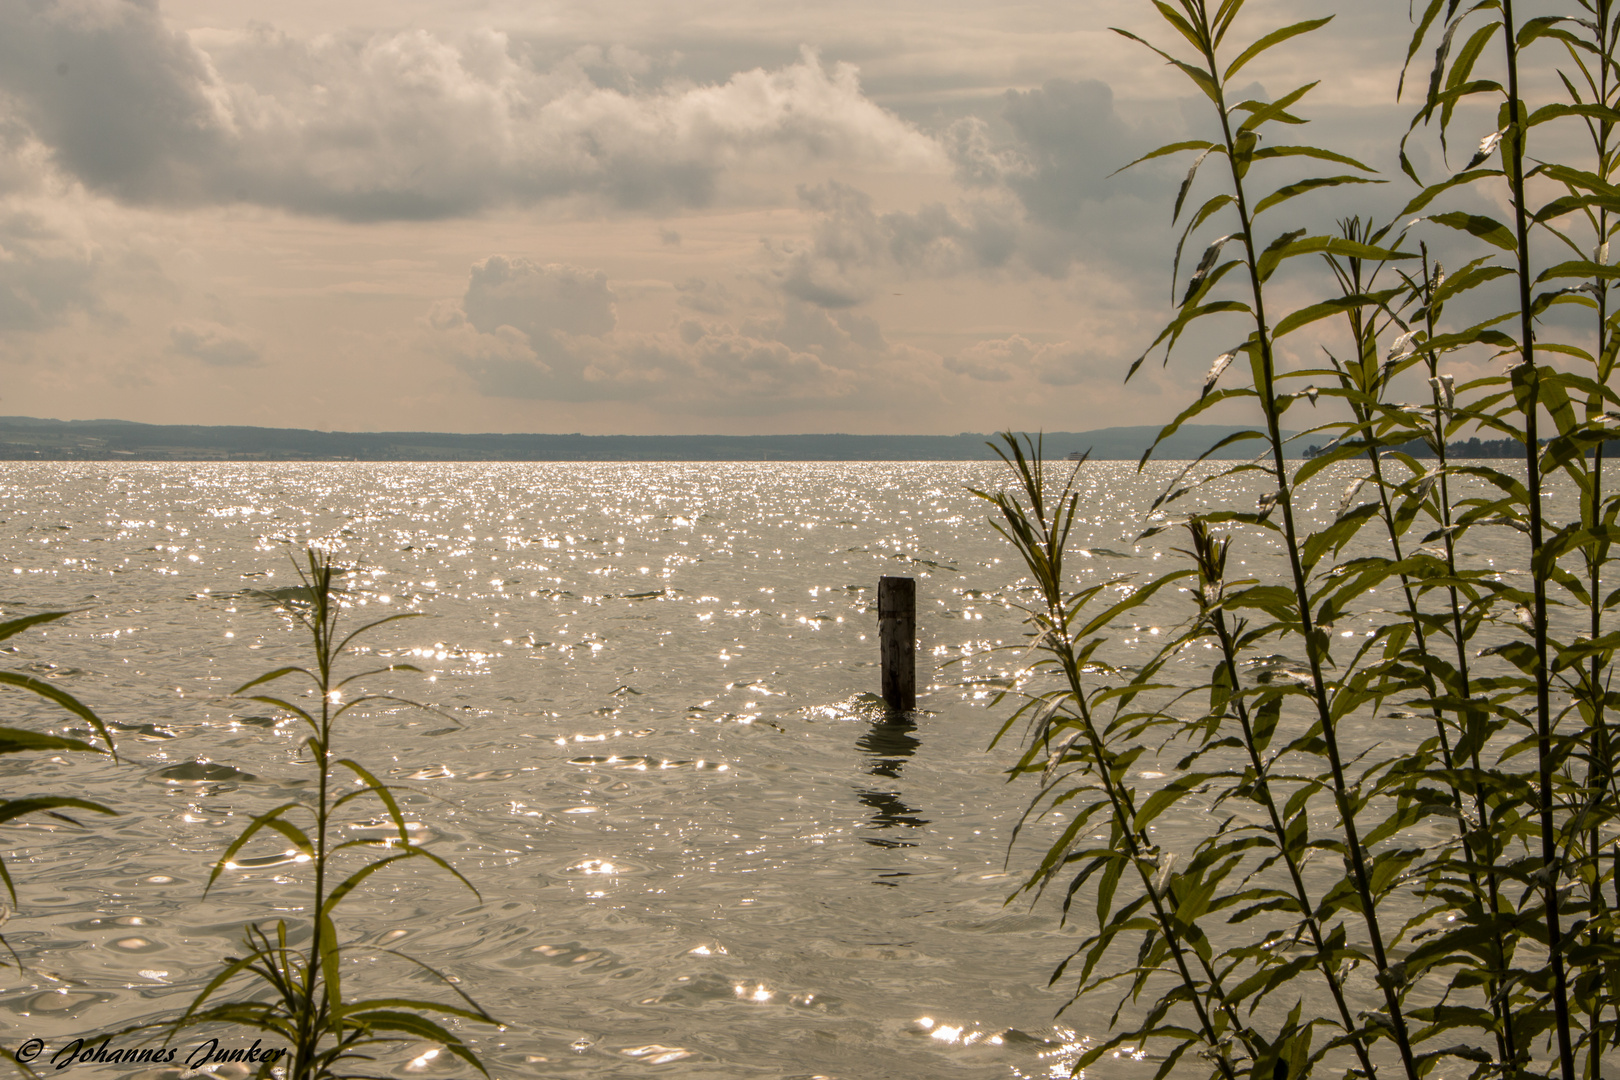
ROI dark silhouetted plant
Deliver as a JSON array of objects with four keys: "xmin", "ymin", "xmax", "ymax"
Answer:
[
  {"xmin": 166, "ymin": 549, "xmax": 497, "ymax": 1080},
  {"xmin": 981, "ymin": 0, "xmax": 1620, "ymax": 1077}
]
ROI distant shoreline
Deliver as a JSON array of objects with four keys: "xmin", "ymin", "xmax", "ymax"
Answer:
[{"xmin": 0, "ymin": 418, "xmax": 1286, "ymax": 462}]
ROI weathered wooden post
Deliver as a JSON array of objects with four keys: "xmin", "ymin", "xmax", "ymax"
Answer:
[{"xmin": 878, "ymin": 575, "xmax": 916, "ymax": 712}]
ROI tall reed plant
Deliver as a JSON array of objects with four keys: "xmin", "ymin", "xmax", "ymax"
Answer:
[
  {"xmin": 983, "ymin": 0, "xmax": 1620, "ymax": 1076},
  {"xmin": 166, "ymin": 549, "xmax": 497, "ymax": 1080}
]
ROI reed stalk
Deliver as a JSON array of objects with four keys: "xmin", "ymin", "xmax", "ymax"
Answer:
[
  {"xmin": 165, "ymin": 549, "xmax": 497, "ymax": 1080},
  {"xmin": 975, "ymin": 441, "xmax": 1255, "ymax": 1076}
]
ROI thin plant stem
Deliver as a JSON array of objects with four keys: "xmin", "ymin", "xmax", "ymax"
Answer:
[
  {"xmin": 1499, "ymin": 2, "xmax": 1578, "ymax": 1071},
  {"xmin": 985, "ymin": 444, "xmax": 1256, "ymax": 1075},
  {"xmin": 1415, "ymin": 245, "xmax": 1521, "ymax": 1074},
  {"xmin": 1190, "ymin": 0, "xmax": 1421, "ymax": 1068},
  {"xmin": 1184, "ymin": 521, "xmax": 1380, "ymax": 1079}
]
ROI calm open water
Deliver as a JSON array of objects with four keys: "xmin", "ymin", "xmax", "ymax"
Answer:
[{"xmin": 0, "ymin": 461, "xmax": 1551, "ymax": 1079}]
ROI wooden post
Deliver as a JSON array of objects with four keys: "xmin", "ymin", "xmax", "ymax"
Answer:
[{"xmin": 878, "ymin": 575, "xmax": 916, "ymax": 712}]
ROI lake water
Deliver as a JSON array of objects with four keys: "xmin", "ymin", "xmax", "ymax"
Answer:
[{"xmin": 0, "ymin": 460, "xmax": 1544, "ymax": 1079}]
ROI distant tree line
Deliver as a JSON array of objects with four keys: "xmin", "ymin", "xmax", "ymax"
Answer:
[{"xmin": 1303, "ymin": 436, "xmax": 1567, "ymax": 459}]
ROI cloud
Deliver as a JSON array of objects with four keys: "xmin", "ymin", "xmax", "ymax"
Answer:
[
  {"xmin": 0, "ymin": 202, "xmax": 107, "ymax": 331},
  {"xmin": 0, "ymin": 4, "xmax": 943, "ymax": 220},
  {"xmin": 944, "ymin": 334, "xmax": 1092, "ymax": 386},
  {"xmin": 766, "ymin": 181, "xmax": 1020, "ymax": 307},
  {"xmin": 169, "ymin": 321, "xmax": 261, "ymax": 365},
  {"xmin": 0, "ymin": 117, "xmax": 55, "ymax": 199},
  {"xmin": 462, "ymin": 257, "xmax": 617, "ymax": 339},
  {"xmin": 428, "ymin": 254, "xmax": 942, "ymax": 414},
  {"xmin": 937, "ymin": 78, "xmax": 1176, "ymax": 275},
  {"xmin": 674, "ymin": 277, "xmax": 734, "ymax": 315},
  {"xmin": 997, "ymin": 79, "xmax": 1143, "ymax": 226},
  {"xmin": 754, "ymin": 79, "xmax": 1175, "ymax": 304},
  {"xmin": 584, "ymin": 317, "xmax": 864, "ymax": 410}
]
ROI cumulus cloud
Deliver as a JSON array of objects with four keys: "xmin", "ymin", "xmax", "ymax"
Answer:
[
  {"xmin": 938, "ymin": 78, "xmax": 1176, "ymax": 275},
  {"xmin": 462, "ymin": 257, "xmax": 616, "ymax": 339},
  {"xmin": 427, "ymin": 254, "xmax": 941, "ymax": 414},
  {"xmin": 674, "ymin": 277, "xmax": 733, "ymax": 315},
  {"xmin": 765, "ymin": 181, "xmax": 1019, "ymax": 307},
  {"xmin": 996, "ymin": 79, "xmax": 1143, "ymax": 224},
  {"xmin": 168, "ymin": 321, "xmax": 261, "ymax": 366},
  {"xmin": 753, "ymin": 78, "xmax": 1175, "ymax": 304},
  {"xmin": 0, "ymin": 3, "xmax": 943, "ymax": 220}
]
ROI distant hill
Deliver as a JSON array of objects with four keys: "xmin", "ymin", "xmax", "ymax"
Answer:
[{"xmin": 0, "ymin": 418, "xmax": 1288, "ymax": 462}]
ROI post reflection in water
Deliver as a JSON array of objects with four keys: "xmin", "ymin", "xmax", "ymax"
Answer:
[{"xmin": 855, "ymin": 716, "xmax": 928, "ymax": 855}]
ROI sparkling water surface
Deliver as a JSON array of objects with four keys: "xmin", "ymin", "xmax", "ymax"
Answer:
[{"xmin": 0, "ymin": 461, "xmax": 1545, "ymax": 1079}]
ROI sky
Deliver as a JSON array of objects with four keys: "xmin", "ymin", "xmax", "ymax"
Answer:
[{"xmin": 0, "ymin": 1, "xmax": 1440, "ymax": 435}]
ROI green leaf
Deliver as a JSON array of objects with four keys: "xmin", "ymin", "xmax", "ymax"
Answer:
[
  {"xmin": 1111, "ymin": 27, "xmax": 1220, "ymax": 106},
  {"xmin": 342, "ymin": 1011, "xmax": 490, "ymax": 1075},
  {"xmin": 1174, "ymin": 147, "xmax": 1218, "ymax": 223},
  {"xmin": 0, "ymin": 797, "xmax": 114, "ymax": 904},
  {"xmin": 321, "ymin": 854, "xmax": 412, "ymax": 918},
  {"xmin": 1400, "ymin": 167, "xmax": 1503, "ymax": 214},
  {"xmin": 1252, "ymin": 175, "xmax": 1381, "ymax": 218},
  {"xmin": 1516, "ymin": 14, "xmax": 1570, "ymax": 48},
  {"xmin": 333, "ymin": 758, "xmax": 411, "ymax": 840},
  {"xmin": 204, "ymin": 803, "xmax": 306, "ymax": 896},
  {"xmin": 319, "ymin": 911, "xmax": 343, "ymax": 1023},
  {"xmin": 1171, "ymin": 195, "xmax": 1236, "ymax": 302},
  {"xmin": 1111, "ymin": 140, "xmax": 1220, "ymax": 176},
  {"xmin": 1250, "ymin": 145, "xmax": 1376, "ymax": 172},
  {"xmin": 1134, "ymin": 773, "xmax": 1216, "ymax": 830},
  {"xmin": 232, "ymin": 667, "xmax": 312, "ymax": 694},
  {"xmin": 1300, "ymin": 503, "xmax": 1382, "ymax": 574},
  {"xmin": 1256, "ymin": 234, "xmax": 1414, "ymax": 283},
  {"xmin": 1430, "ymin": 211, "xmax": 1517, "ymax": 250},
  {"xmin": 0, "ymin": 611, "xmax": 71, "ymax": 644},
  {"xmin": 0, "ymin": 796, "xmax": 116, "ymax": 827},
  {"xmin": 334, "ymin": 611, "xmax": 426, "ymax": 658},
  {"xmin": 395, "ymin": 842, "xmax": 482, "ymax": 901},
  {"xmin": 1223, "ymin": 17, "xmax": 1333, "ymax": 81},
  {"xmin": 1273, "ymin": 289, "xmax": 1404, "ymax": 339},
  {"xmin": 1181, "ymin": 234, "xmax": 1241, "ymax": 306},
  {"xmin": 1534, "ymin": 259, "xmax": 1620, "ymax": 284},
  {"xmin": 1142, "ymin": 389, "xmax": 1259, "ymax": 466},
  {"xmin": 1439, "ymin": 22, "xmax": 1500, "ymax": 136},
  {"xmin": 0, "ymin": 727, "xmax": 105, "ymax": 756},
  {"xmin": 169, "ymin": 948, "xmax": 266, "ymax": 1035},
  {"xmin": 1432, "ymin": 261, "xmax": 1512, "ymax": 303},
  {"xmin": 1526, "ymin": 101, "xmax": 1620, "ymax": 129},
  {"xmin": 239, "ymin": 694, "xmax": 316, "ymax": 728},
  {"xmin": 334, "ymin": 996, "xmax": 495, "ymax": 1026},
  {"xmin": 1236, "ymin": 82, "xmax": 1320, "ymax": 134},
  {"xmin": 0, "ymin": 673, "xmax": 115, "ymax": 758},
  {"xmin": 1398, "ymin": 0, "xmax": 1445, "ymax": 100}
]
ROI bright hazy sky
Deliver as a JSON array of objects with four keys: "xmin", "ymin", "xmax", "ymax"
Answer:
[{"xmin": 0, "ymin": 1, "xmax": 1418, "ymax": 434}]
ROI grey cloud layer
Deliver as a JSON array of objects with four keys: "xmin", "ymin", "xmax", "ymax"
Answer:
[
  {"xmin": 944, "ymin": 334, "xmax": 1094, "ymax": 386},
  {"xmin": 432, "ymin": 255, "xmax": 939, "ymax": 413},
  {"xmin": 0, "ymin": 2, "xmax": 941, "ymax": 220},
  {"xmin": 169, "ymin": 321, "xmax": 261, "ymax": 366},
  {"xmin": 0, "ymin": 208, "xmax": 99, "ymax": 330}
]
